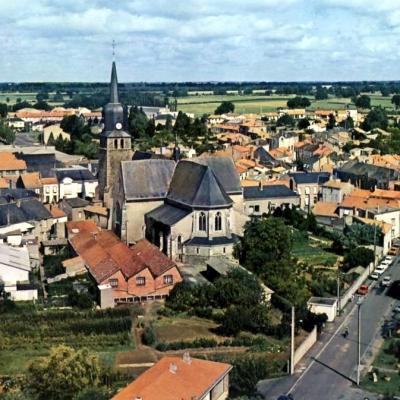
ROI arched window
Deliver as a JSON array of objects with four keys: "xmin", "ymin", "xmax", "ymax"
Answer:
[
  {"xmin": 114, "ymin": 139, "xmax": 118, "ymax": 149},
  {"xmin": 215, "ymin": 212, "xmax": 222, "ymax": 231},
  {"xmin": 120, "ymin": 139, "xmax": 124, "ymax": 149},
  {"xmin": 198, "ymin": 212, "xmax": 207, "ymax": 231}
]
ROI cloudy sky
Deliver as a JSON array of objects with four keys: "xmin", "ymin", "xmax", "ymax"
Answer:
[{"xmin": 1, "ymin": 0, "xmax": 400, "ymax": 82}]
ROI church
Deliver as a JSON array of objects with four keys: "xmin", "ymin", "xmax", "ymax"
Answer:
[{"xmin": 98, "ymin": 62, "xmax": 248, "ymax": 263}]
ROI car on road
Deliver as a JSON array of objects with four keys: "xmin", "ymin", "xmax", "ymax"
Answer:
[
  {"xmin": 382, "ymin": 276, "xmax": 392, "ymax": 287},
  {"xmin": 380, "ymin": 259, "xmax": 392, "ymax": 268},
  {"xmin": 357, "ymin": 284, "xmax": 369, "ymax": 295},
  {"xmin": 375, "ymin": 266, "xmax": 386, "ymax": 276},
  {"xmin": 388, "ymin": 247, "xmax": 399, "ymax": 256},
  {"xmin": 370, "ymin": 272, "xmax": 379, "ymax": 280}
]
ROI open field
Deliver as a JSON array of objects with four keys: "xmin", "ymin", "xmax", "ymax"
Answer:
[
  {"xmin": 153, "ymin": 315, "xmax": 221, "ymax": 342},
  {"xmin": 292, "ymin": 232, "xmax": 339, "ymax": 268},
  {"xmin": 0, "ymin": 306, "xmax": 135, "ymax": 375},
  {"xmin": 0, "ymin": 92, "xmax": 71, "ymax": 106},
  {"xmin": 177, "ymin": 93, "xmax": 397, "ymax": 116}
]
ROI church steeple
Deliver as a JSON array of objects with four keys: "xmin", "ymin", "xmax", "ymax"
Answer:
[
  {"xmin": 110, "ymin": 61, "xmax": 119, "ymax": 104},
  {"xmin": 103, "ymin": 61, "xmax": 124, "ymax": 132}
]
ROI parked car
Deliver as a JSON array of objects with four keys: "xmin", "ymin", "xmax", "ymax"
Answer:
[
  {"xmin": 393, "ymin": 305, "xmax": 400, "ymax": 314},
  {"xmin": 357, "ymin": 284, "xmax": 369, "ymax": 295},
  {"xmin": 382, "ymin": 276, "xmax": 392, "ymax": 287},
  {"xmin": 380, "ymin": 259, "xmax": 392, "ymax": 268},
  {"xmin": 370, "ymin": 272, "xmax": 379, "ymax": 280},
  {"xmin": 375, "ymin": 267, "xmax": 386, "ymax": 276},
  {"xmin": 388, "ymin": 247, "xmax": 399, "ymax": 256}
]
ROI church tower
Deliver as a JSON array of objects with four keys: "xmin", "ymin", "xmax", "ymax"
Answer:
[{"xmin": 98, "ymin": 61, "xmax": 133, "ymax": 208}]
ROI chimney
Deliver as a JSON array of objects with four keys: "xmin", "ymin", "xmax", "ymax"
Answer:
[
  {"xmin": 182, "ymin": 352, "xmax": 191, "ymax": 364},
  {"xmin": 169, "ymin": 363, "xmax": 178, "ymax": 374},
  {"xmin": 259, "ymin": 181, "xmax": 263, "ymax": 191},
  {"xmin": 134, "ymin": 397, "xmax": 142, "ymax": 400}
]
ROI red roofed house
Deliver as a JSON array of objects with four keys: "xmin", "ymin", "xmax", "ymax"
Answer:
[
  {"xmin": 112, "ymin": 354, "xmax": 232, "ymax": 400},
  {"xmin": 67, "ymin": 221, "xmax": 182, "ymax": 308}
]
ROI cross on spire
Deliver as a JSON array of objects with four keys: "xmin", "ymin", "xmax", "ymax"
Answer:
[{"xmin": 112, "ymin": 40, "xmax": 116, "ymax": 61}]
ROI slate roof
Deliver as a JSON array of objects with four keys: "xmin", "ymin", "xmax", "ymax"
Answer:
[
  {"xmin": 132, "ymin": 151, "xmax": 167, "ymax": 160},
  {"xmin": 167, "ymin": 161, "xmax": 232, "ymax": 209},
  {"xmin": 0, "ymin": 199, "xmax": 52, "ymax": 227},
  {"xmin": 0, "ymin": 188, "xmax": 37, "ymax": 200},
  {"xmin": 121, "ymin": 159, "xmax": 176, "ymax": 201},
  {"xmin": 185, "ymin": 235, "xmax": 239, "ymax": 246},
  {"xmin": 146, "ymin": 204, "xmax": 191, "ymax": 226},
  {"xmin": 63, "ymin": 197, "xmax": 90, "ymax": 208},
  {"xmin": 243, "ymin": 184, "xmax": 299, "ymax": 200},
  {"xmin": 55, "ymin": 168, "xmax": 96, "ymax": 182},
  {"xmin": 289, "ymin": 172, "xmax": 330, "ymax": 185},
  {"xmin": 194, "ymin": 157, "xmax": 242, "ymax": 194},
  {"xmin": 19, "ymin": 199, "xmax": 52, "ymax": 221},
  {"xmin": 19, "ymin": 153, "xmax": 58, "ymax": 178}
]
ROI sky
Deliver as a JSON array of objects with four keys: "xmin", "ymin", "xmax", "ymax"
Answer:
[{"xmin": 1, "ymin": 0, "xmax": 400, "ymax": 82}]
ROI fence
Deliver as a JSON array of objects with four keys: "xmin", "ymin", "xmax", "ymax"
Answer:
[
  {"xmin": 294, "ymin": 325, "xmax": 317, "ymax": 367},
  {"xmin": 338, "ymin": 262, "xmax": 372, "ymax": 310}
]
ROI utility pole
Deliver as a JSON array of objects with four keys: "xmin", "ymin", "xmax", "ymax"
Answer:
[
  {"xmin": 290, "ymin": 306, "xmax": 295, "ymax": 375},
  {"xmin": 356, "ymin": 297, "xmax": 363, "ymax": 386},
  {"xmin": 336, "ymin": 271, "xmax": 341, "ymax": 314}
]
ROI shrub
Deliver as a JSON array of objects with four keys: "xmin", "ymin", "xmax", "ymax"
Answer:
[{"xmin": 142, "ymin": 325, "xmax": 157, "ymax": 346}]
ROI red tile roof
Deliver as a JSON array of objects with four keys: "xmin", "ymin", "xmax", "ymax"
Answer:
[
  {"xmin": 69, "ymin": 230, "xmax": 177, "ymax": 284},
  {"xmin": 0, "ymin": 152, "xmax": 26, "ymax": 171},
  {"xmin": 112, "ymin": 356, "xmax": 232, "ymax": 400}
]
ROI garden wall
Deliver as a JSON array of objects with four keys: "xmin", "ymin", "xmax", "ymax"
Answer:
[{"xmin": 294, "ymin": 325, "xmax": 317, "ymax": 367}]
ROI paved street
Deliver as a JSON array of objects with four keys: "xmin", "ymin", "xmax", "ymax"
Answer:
[{"xmin": 259, "ymin": 259, "xmax": 400, "ymax": 400}]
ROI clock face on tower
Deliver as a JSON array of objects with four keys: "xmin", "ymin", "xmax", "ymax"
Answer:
[{"xmin": 116, "ymin": 122, "xmax": 122, "ymax": 130}]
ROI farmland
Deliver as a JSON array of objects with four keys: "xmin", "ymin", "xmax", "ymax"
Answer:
[
  {"xmin": 176, "ymin": 93, "xmax": 397, "ymax": 116},
  {"xmin": 0, "ymin": 305, "xmax": 136, "ymax": 375}
]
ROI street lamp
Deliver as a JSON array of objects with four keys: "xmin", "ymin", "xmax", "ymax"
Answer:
[{"xmin": 356, "ymin": 295, "xmax": 364, "ymax": 386}]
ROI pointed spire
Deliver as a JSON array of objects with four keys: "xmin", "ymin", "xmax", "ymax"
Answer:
[{"xmin": 110, "ymin": 61, "xmax": 119, "ymax": 104}]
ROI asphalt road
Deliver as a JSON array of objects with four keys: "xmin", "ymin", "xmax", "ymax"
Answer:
[{"xmin": 259, "ymin": 258, "xmax": 400, "ymax": 400}]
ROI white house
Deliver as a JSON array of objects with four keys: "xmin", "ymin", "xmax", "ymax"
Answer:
[{"xmin": 54, "ymin": 166, "xmax": 98, "ymax": 199}]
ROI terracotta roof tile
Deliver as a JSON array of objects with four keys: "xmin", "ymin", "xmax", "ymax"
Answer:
[
  {"xmin": 0, "ymin": 152, "xmax": 26, "ymax": 171},
  {"xmin": 20, "ymin": 172, "xmax": 41, "ymax": 189},
  {"xmin": 112, "ymin": 356, "xmax": 232, "ymax": 400},
  {"xmin": 313, "ymin": 201, "xmax": 338, "ymax": 217}
]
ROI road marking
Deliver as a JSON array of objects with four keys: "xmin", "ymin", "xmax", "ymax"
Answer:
[{"xmin": 287, "ymin": 304, "xmax": 358, "ymax": 395}]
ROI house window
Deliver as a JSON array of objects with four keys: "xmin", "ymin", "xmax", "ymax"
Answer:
[
  {"xmin": 114, "ymin": 139, "xmax": 118, "ymax": 149},
  {"xmin": 215, "ymin": 212, "xmax": 222, "ymax": 231},
  {"xmin": 109, "ymin": 278, "xmax": 118, "ymax": 288},
  {"xmin": 136, "ymin": 276, "xmax": 146, "ymax": 286},
  {"xmin": 163, "ymin": 275, "xmax": 173, "ymax": 285},
  {"xmin": 254, "ymin": 205, "xmax": 260, "ymax": 212},
  {"xmin": 199, "ymin": 212, "xmax": 207, "ymax": 231}
]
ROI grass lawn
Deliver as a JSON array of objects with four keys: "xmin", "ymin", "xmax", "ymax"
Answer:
[
  {"xmin": 362, "ymin": 371, "xmax": 400, "ymax": 396},
  {"xmin": 153, "ymin": 316, "xmax": 222, "ymax": 343},
  {"xmin": 361, "ymin": 337, "xmax": 400, "ymax": 396}
]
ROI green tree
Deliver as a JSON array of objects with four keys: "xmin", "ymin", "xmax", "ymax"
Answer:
[
  {"xmin": 343, "ymin": 247, "xmax": 374, "ymax": 272},
  {"xmin": 276, "ymin": 114, "xmax": 295, "ymax": 127},
  {"xmin": 47, "ymin": 132, "xmax": 55, "ymax": 146},
  {"xmin": 361, "ymin": 106, "xmax": 388, "ymax": 131},
  {"xmin": 128, "ymin": 106, "xmax": 148, "ymax": 139},
  {"xmin": 315, "ymin": 86, "xmax": 328, "ymax": 100},
  {"xmin": 73, "ymin": 387, "xmax": 108, "ymax": 400},
  {"xmin": 0, "ymin": 120, "xmax": 15, "ymax": 144},
  {"xmin": 339, "ymin": 116, "xmax": 354, "ymax": 129},
  {"xmin": 25, "ymin": 345, "xmax": 101, "ymax": 400},
  {"xmin": 0, "ymin": 103, "xmax": 8, "ymax": 118},
  {"xmin": 327, "ymin": 113, "xmax": 336, "ymax": 130},
  {"xmin": 287, "ymin": 97, "xmax": 311, "ymax": 109},
  {"xmin": 298, "ymin": 118, "xmax": 310, "ymax": 130},
  {"xmin": 33, "ymin": 100, "xmax": 51, "ymax": 111},
  {"xmin": 392, "ymin": 94, "xmax": 400, "ymax": 109},
  {"xmin": 353, "ymin": 95, "xmax": 371, "ymax": 109},
  {"xmin": 214, "ymin": 101, "xmax": 235, "ymax": 115},
  {"xmin": 36, "ymin": 91, "xmax": 49, "ymax": 102}
]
